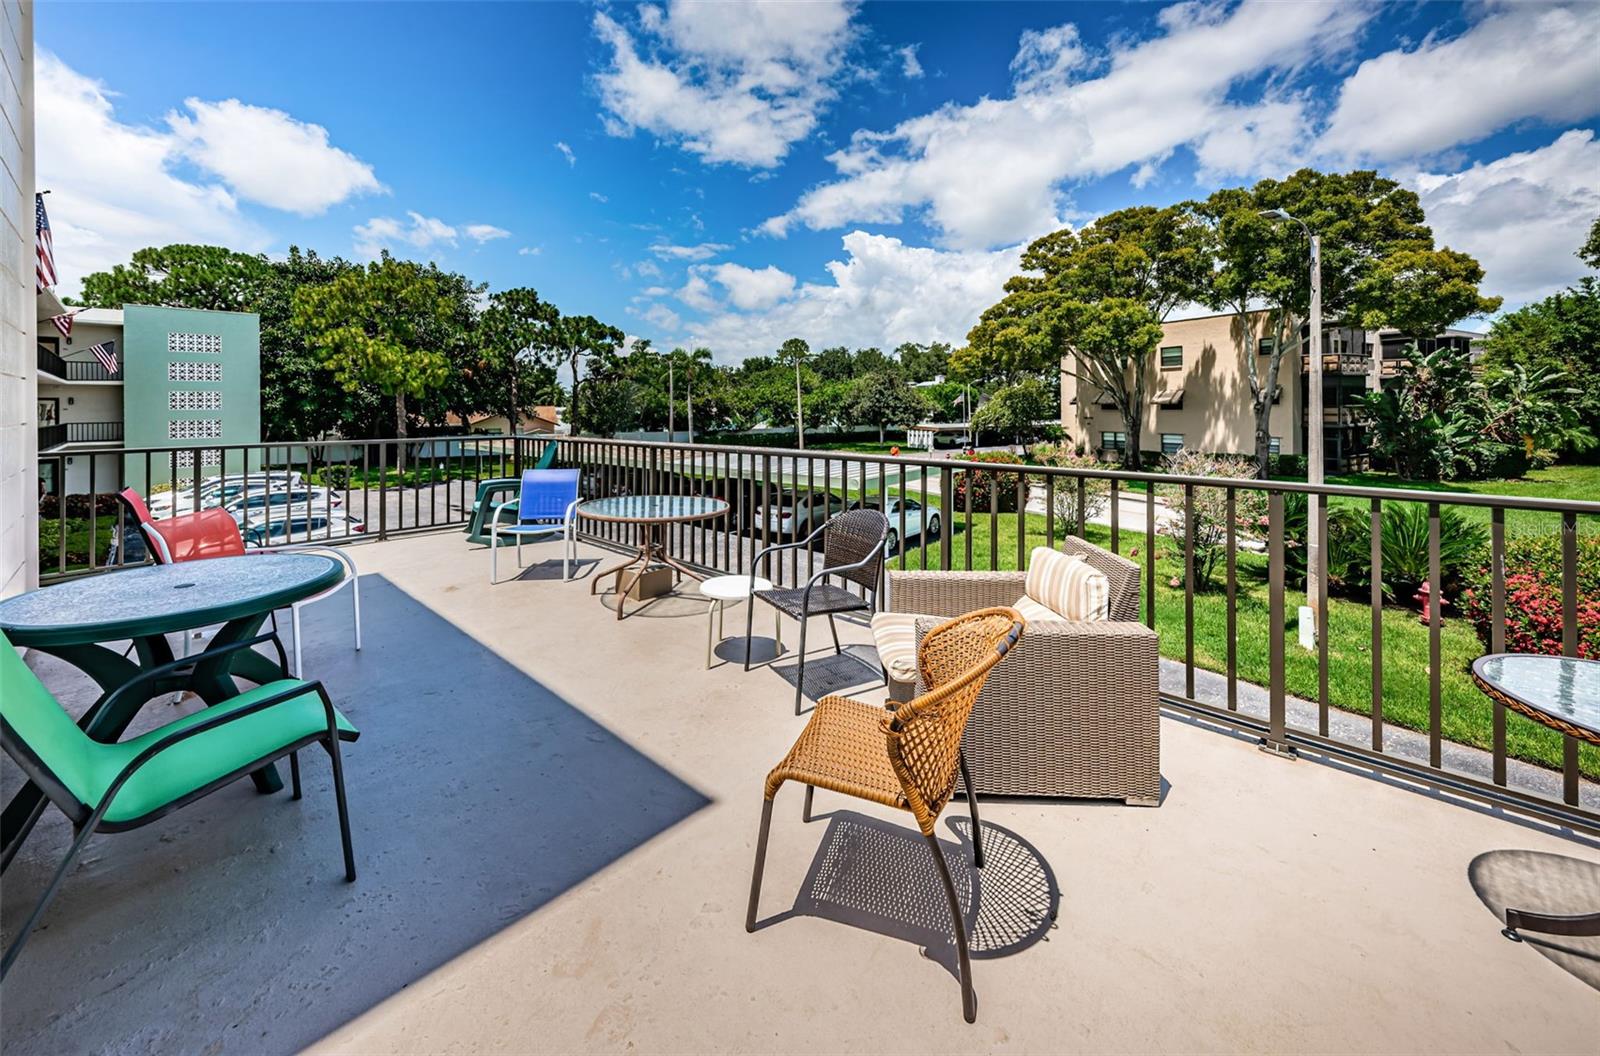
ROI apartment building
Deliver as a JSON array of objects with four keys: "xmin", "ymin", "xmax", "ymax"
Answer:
[
  {"xmin": 37, "ymin": 304, "xmax": 262, "ymax": 493},
  {"xmin": 1060, "ymin": 310, "xmax": 1482, "ymax": 470}
]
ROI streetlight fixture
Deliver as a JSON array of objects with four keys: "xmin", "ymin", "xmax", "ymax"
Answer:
[{"xmin": 1261, "ymin": 207, "xmax": 1323, "ymax": 647}]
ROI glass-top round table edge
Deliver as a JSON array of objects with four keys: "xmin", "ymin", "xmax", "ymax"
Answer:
[
  {"xmin": 0, "ymin": 554, "xmax": 345, "ymax": 647},
  {"xmin": 1470, "ymin": 653, "xmax": 1600, "ymax": 734},
  {"xmin": 576, "ymin": 495, "xmax": 731, "ymax": 524}
]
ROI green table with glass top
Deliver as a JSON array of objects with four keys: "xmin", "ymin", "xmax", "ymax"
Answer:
[
  {"xmin": 1470, "ymin": 653, "xmax": 1600, "ymax": 942},
  {"xmin": 577, "ymin": 495, "xmax": 730, "ymax": 619},
  {"xmin": 0, "ymin": 554, "xmax": 345, "ymax": 866}
]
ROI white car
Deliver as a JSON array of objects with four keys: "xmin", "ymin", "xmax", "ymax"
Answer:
[
  {"xmin": 223, "ymin": 486, "xmax": 342, "ymax": 525},
  {"xmin": 241, "ymin": 509, "xmax": 366, "ymax": 548},
  {"xmin": 855, "ymin": 497, "xmax": 940, "ymax": 555},
  {"xmin": 150, "ymin": 472, "xmax": 304, "ymax": 518}
]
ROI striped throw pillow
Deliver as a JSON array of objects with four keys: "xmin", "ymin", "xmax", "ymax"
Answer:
[{"xmin": 1024, "ymin": 546, "xmax": 1110, "ymax": 621}]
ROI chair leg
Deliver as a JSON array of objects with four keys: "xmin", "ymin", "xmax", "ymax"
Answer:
[
  {"xmin": 959, "ymin": 751, "xmax": 984, "ymax": 869},
  {"xmin": 290, "ymin": 751, "xmax": 302, "ymax": 801},
  {"xmin": 0, "ymin": 822, "xmax": 96, "ymax": 981},
  {"xmin": 793, "ymin": 615, "xmax": 810, "ymax": 716},
  {"xmin": 324, "ymin": 736, "xmax": 357, "ymax": 882},
  {"xmin": 743, "ymin": 598, "xmax": 757, "ymax": 672},
  {"xmin": 926, "ymin": 832, "xmax": 976, "ymax": 1024},
  {"xmin": 350, "ymin": 571, "xmax": 362, "ymax": 651},
  {"xmin": 490, "ymin": 526, "xmax": 499, "ymax": 583},
  {"xmin": 292, "ymin": 606, "xmax": 304, "ymax": 678},
  {"xmin": 706, "ymin": 600, "xmax": 717, "ymax": 669},
  {"xmin": 802, "ymin": 784, "xmax": 814, "ymax": 822},
  {"xmin": 827, "ymin": 614, "xmax": 842, "ymax": 655},
  {"xmin": 745, "ymin": 797, "xmax": 775, "ymax": 932}
]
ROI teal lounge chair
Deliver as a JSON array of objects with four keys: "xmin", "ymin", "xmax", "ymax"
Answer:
[
  {"xmin": 0, "ymin": 632, "xmax": 359, "ymax": 979},
  {"xmin": 465, "ymin": 441, "xmax": 559, "ymax": 545}
]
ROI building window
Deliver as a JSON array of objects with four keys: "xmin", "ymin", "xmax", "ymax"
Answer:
[
  {"xmin": 168, "ymin": 332, "xmax": 222, "ymax": 355},
  {"xmin": 168, "ymin": 418, "xmax": 223, "ymax": 440},
  {"xmin": 1269, "ymin": 436, "xmax": 1282, "ymax": 456},
  {"xmin": 168, "ymin": 390, "xmax": 222, "ymax": 410},
  {"xmin": 1161, "ymin": 433, "xmax": 1184, "ymax": 455},
  {"xmin": 1159, "ymin": 345, "xmax": 1183, "ymax": 369},
  {"xmin": 169, "ymin": 361, "xmax": 222, "ymax": 382},
  {"xmin": 1100, "ymin": 431, "xmax": 1127, "ymax": 453},
  {"xmin": 1258, "ymin": 336, "xmax": 1276, "ymax": 356}
]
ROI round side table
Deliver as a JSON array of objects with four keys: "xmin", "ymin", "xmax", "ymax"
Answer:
[{"xmin": 699, "ymin": 575, "xmax": 775, "ymax": 668}]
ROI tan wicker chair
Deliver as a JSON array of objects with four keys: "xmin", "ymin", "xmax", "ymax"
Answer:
[
  {"xmin": 745, "ymin": 607, "xmax": 1025, "ymax": 1024},
  {"xmin": 887, "ymin": 536, "xmax": 1160, "ymax": 805}
]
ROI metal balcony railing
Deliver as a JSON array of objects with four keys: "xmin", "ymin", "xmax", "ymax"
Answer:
[
  {"xmin": 30, "ymin": 434, "xmax": 1600, "ymax": 835},
  {"xmin": 39, "ymin": 421, "xmax": 124, "ymax": 448},
  {"xmin": 37, "ymin": 345, "xmax": 122, "ymax": 382}
]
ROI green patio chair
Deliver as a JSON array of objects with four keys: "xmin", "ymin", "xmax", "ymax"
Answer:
[
  {"xmin": 465, "ymin": 441, "xmax": 560, "ymax": 545},
  {"xmin": 0, "ymin": 631, "xmax": 359, "ymax": 980}
]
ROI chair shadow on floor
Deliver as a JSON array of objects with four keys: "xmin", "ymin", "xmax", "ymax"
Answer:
[
  {"xmin": 1468, "ymin": 849, "xmax": 1600, "ymax": 991},
  {"xmin": 753, "ymin": 809, "xmax": 1059, "ymax": 980},
  {"xmin": 770, "ymin": 644, "xmax": 886, "ymax": 706}
]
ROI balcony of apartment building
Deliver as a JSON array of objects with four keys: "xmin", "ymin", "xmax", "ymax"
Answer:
[
  {"xmin": 3, "ymin": 435, "xmax": 1596, "ymax": 1054},
  {"xmin": 36, "ymin": 342, "xmax": 125, "ymax": 453}
]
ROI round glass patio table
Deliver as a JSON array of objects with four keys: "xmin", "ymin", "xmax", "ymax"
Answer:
[
  {"xmin": 1470, "ymin": 653, "xmax": 1600, "ymax": 942},
  {"xmin": 577, "ymin": 495, "xmax": 730, "ymax": 619},
  {"xmin": 0, "ymin": 554, "xmax": 344, "ymax": 864}
]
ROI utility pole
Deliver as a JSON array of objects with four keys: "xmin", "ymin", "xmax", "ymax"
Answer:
[
  {"xmin": 667, "ymin": 355, "xmax": 675, "ymax": 439},
  {"xmin": 1262, "ymin": 208, "xmax": 1324, "ymax": 646},
  {"xmin": 795, "ymin": 354, "xmax": 805, "ymax": 450},
  {"xmin": 687, "ymin": 370, "xmax": 695, "ymax": 444}
]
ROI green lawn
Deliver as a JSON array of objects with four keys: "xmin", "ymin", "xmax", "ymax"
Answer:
[
  {"xmin": 1306, "ymin": 463, "xmax": 1600, "ymax": 537},
  {"xmin": 890, "ymin": 508, "xmax": 1598, "ymax": 780}
]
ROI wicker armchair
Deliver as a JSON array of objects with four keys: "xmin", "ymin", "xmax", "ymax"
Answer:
[
  {"xmin": 886, "ymin": 537, "xmax": 1160, "ymax": 805},
  {"xmin": 746, "ymin": 607, "xmax": 1025, "ymax": 1024}
]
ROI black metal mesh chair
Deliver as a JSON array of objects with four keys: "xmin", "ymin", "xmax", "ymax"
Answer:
[{"xmin": 745, "ymin": 508, "xmax": 890, "ymax": 714}]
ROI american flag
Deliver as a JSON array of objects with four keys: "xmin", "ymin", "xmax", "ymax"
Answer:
[
  {"xmin": 50, "ymin": 312, "xmax": 73, "ymax": 338},
  {"xmin": 86, "ymin": 340, "xmax": 117, "ymax": 375},
  {"xmin": 35, "ymin": 193, "xmax": 56, "ymax": 292}
]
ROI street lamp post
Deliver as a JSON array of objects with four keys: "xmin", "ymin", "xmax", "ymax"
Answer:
[{"xmin": 1262, "ymin": 208, "xmax": 1323, "ymax": 645}]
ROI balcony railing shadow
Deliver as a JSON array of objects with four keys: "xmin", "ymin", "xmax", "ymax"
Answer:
[
  {"xmin": 753, "ymin": 810, "xmax": 1058, "ymax": 980},
  {"xmin": 0, "ymin": 573, "xmax": 711, "ymax": 1056}
]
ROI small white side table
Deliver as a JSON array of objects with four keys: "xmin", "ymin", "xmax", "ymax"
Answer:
[{"xmin": 699, "ymin": 574, "xmax": 777, "ymax": 668}]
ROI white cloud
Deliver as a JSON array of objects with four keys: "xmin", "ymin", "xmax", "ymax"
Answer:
[
  {"xmin": 353, "ymin": 211, "xmax": 458, "ymax": 258},
  {"xmin": 898, "ymin": 45, "xmax": 923, "ymax": 80},
  {"xmin": 166, "ymin": 98, "xmax": 383, "ymax": 216},
  {"xmin": 763, "ymin": 0, "xmax": 1369, "ymax": 249},
  {"xmin": 634, "ymin": 259, "xmax": 664, "ymax": 278},
  {"xmin": 518, "ymin": 245, "xmax": 543, "ymax": 256},
  {"xmin": 1319, "ymin": 3, "xmax": 1600, "ymax": 163},
  {"xmin": 464, "ymin": 223, "xmax": 511, "ymax": 243},
  {"xmin": 650, "ymin": 240, "xmax": 731, "ymax": 261},
  {"xmin": 707, "ymin": 262, "xmax": 795, "ymax": 311},
  {"xmin": 685, "ymin": 231, "xmax": 1023, "ymax": 360},
  {"xmin": 35, "ymin": 53, "xmax": 378, "ymax": 294},
  {"xmin": 1413, "ymin": 129, "xmax": 1600, "ymax": 306},
  {"xmin": 640, "ymin": 302, "xmax": 683, "ymax": 331},
  {"xmin": 590, "ymin": 191, "xmax": 610, "ymax": 203},
  {"xmin": 676, "ymin": 271, "xmax": 720, "ymax": 312},
  {"xmin": 555, "ymin": 141, "xmax": 577, "ymax": 166},
  {"xmin": 592, "ymin": 0, "xmax": 860, "ymax": 167}
]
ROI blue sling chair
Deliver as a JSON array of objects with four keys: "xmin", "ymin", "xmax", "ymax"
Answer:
[
  {"xmin": 489, "ymin": 468, "xmax": 581, "ymax": 583},
  {"xmin": 0, "ymin": 631, "xmax": 359, "ymax": 979}
]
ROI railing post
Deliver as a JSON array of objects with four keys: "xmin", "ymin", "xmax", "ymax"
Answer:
[
  {"xmin": 378, "ymin": 457, "xmax": 389, "ymax": 541},
  {"xmin": 939, "ymin": 465, "xmax": 953, "ymax": 572},
  {"xmin": 1260, "ymin": 490, "xmax": 1295, "ymax": 758}
]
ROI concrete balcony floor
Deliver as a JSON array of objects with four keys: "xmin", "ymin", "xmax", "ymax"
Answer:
[{"xmin": 2, "ymin": 529, "xmax": 1596, "ymax": 1054}]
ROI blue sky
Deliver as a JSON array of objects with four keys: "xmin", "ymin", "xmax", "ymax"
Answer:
[{"xmin": 37, "ymin": 1, "xmax": 1600, "ymax": 360}]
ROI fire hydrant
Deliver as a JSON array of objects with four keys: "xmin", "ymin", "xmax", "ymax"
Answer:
[{"xmin": 1413, "ymin": 581, "xmax": 1448, "ymax": 624}]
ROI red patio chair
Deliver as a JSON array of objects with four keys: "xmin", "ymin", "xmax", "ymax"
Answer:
[{"xmin": 118, "ymin": 488, "xmax": 361, "ymax": 676}]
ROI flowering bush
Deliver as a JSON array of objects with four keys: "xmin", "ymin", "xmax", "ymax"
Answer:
[
  {"xmin": 1029, "ymin": 443, "xmax": 1111, "ymax": 530},
  {"xmin": 1461, "ymin": 533, "xmax": 1600, "ymax": 658},
  {"xmin": 951, "ymin": 450, "xmax": 1025, "ymax": 513},
  {"xmin": 1157, "ymin": 450, "xmax": 1266, "ymax": 589}
]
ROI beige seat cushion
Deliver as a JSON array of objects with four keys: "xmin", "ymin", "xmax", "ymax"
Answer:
[
  {"xmin": 870, "ymin": 612, "xmax": 921, "ymax": 683},
  {"xmin": 1012, "ymin": 594, "xmax": 1064, "ymax": 624},
  {"xmin": 1025, "ymin": 546, "xmax": 1110, "ymax": 621}
]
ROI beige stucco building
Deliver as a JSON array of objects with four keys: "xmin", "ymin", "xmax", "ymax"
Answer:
[
  {"xmin": 1061, "ymin": 310, "xmax": 1481, "ymax": 470},
  {"xmin": 1, "ymin": 1, "xmax": 34, "ymax": 599}
]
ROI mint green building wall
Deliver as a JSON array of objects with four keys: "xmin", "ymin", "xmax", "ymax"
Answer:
[{"xmin": 121, "ymin": 304, "xmax": 262, "ymax": 488}]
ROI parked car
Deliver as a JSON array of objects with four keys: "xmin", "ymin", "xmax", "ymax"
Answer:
[
  {"xmin": 149, "ymin": 471, "xmax": 304, "ymax": 518},
  {"xmin": 241, "ymin": 509, "xmax": 366, "ymax": 548},
  {"xmin": 222, "ymin": 486, "xmax": 341, "ymax": 525},
  {"xmin": 755, "ymin": 490, "xmax": 845, "ymax": 541},
  {"xmin": 852, "ymin": 496, "xmax": 939, "ymax": 555}
]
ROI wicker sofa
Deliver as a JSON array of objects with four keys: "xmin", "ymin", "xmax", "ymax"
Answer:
[{"xmin": 886, "ymin": 536, "xmax": 1160, "ymax": 805}]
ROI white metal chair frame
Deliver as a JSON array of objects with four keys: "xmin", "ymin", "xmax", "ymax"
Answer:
[{"xmin": 488, "ymin": 498, "xmax": 579, "ymax": 584}]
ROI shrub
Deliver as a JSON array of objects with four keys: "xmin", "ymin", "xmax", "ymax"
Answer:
[
  {"xmin": 38, "ymin": 493, "xmax": 120, "ymax": 519},
  {"xmin": 1375, "ymin": 502, "xmax": 1488, "ymax": 601},
  {"xmin": 1029, "ymin": 443, "xmax": 1110, "ymax": 530},
  {"xmin": 1268, "ymin": 453, "xmax": 1308, "ymax": 478},
  {"xmin": 1461, "ymin": 533, "xmax": 1600, "ymax": 658},
  {"xmin": 320, "ymin": 464, "xmax": 353, "ymax": 490},
  {"xmin": 1158, "ymin": 450, "xmax": 1266, "ymax": 590},
  {"xmin": 1280, "ymin": 496, "xmax": 1375, "ymax": 595},
  {"xmin": 951, "ymin": 450, "xmax": 1025, "ymax": 513}
]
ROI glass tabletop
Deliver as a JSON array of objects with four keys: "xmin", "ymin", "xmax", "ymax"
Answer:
[
  {"xmin": 577, "ymin": 495, "xmax": 730, "ymax": 523},
  {"xmin": 1472, "ymin": 654, "xmax": 1600, "ymax": 740},
  {"xmin": 0, "ymin": 554, "xmax": 344, "ymax": 647}
]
